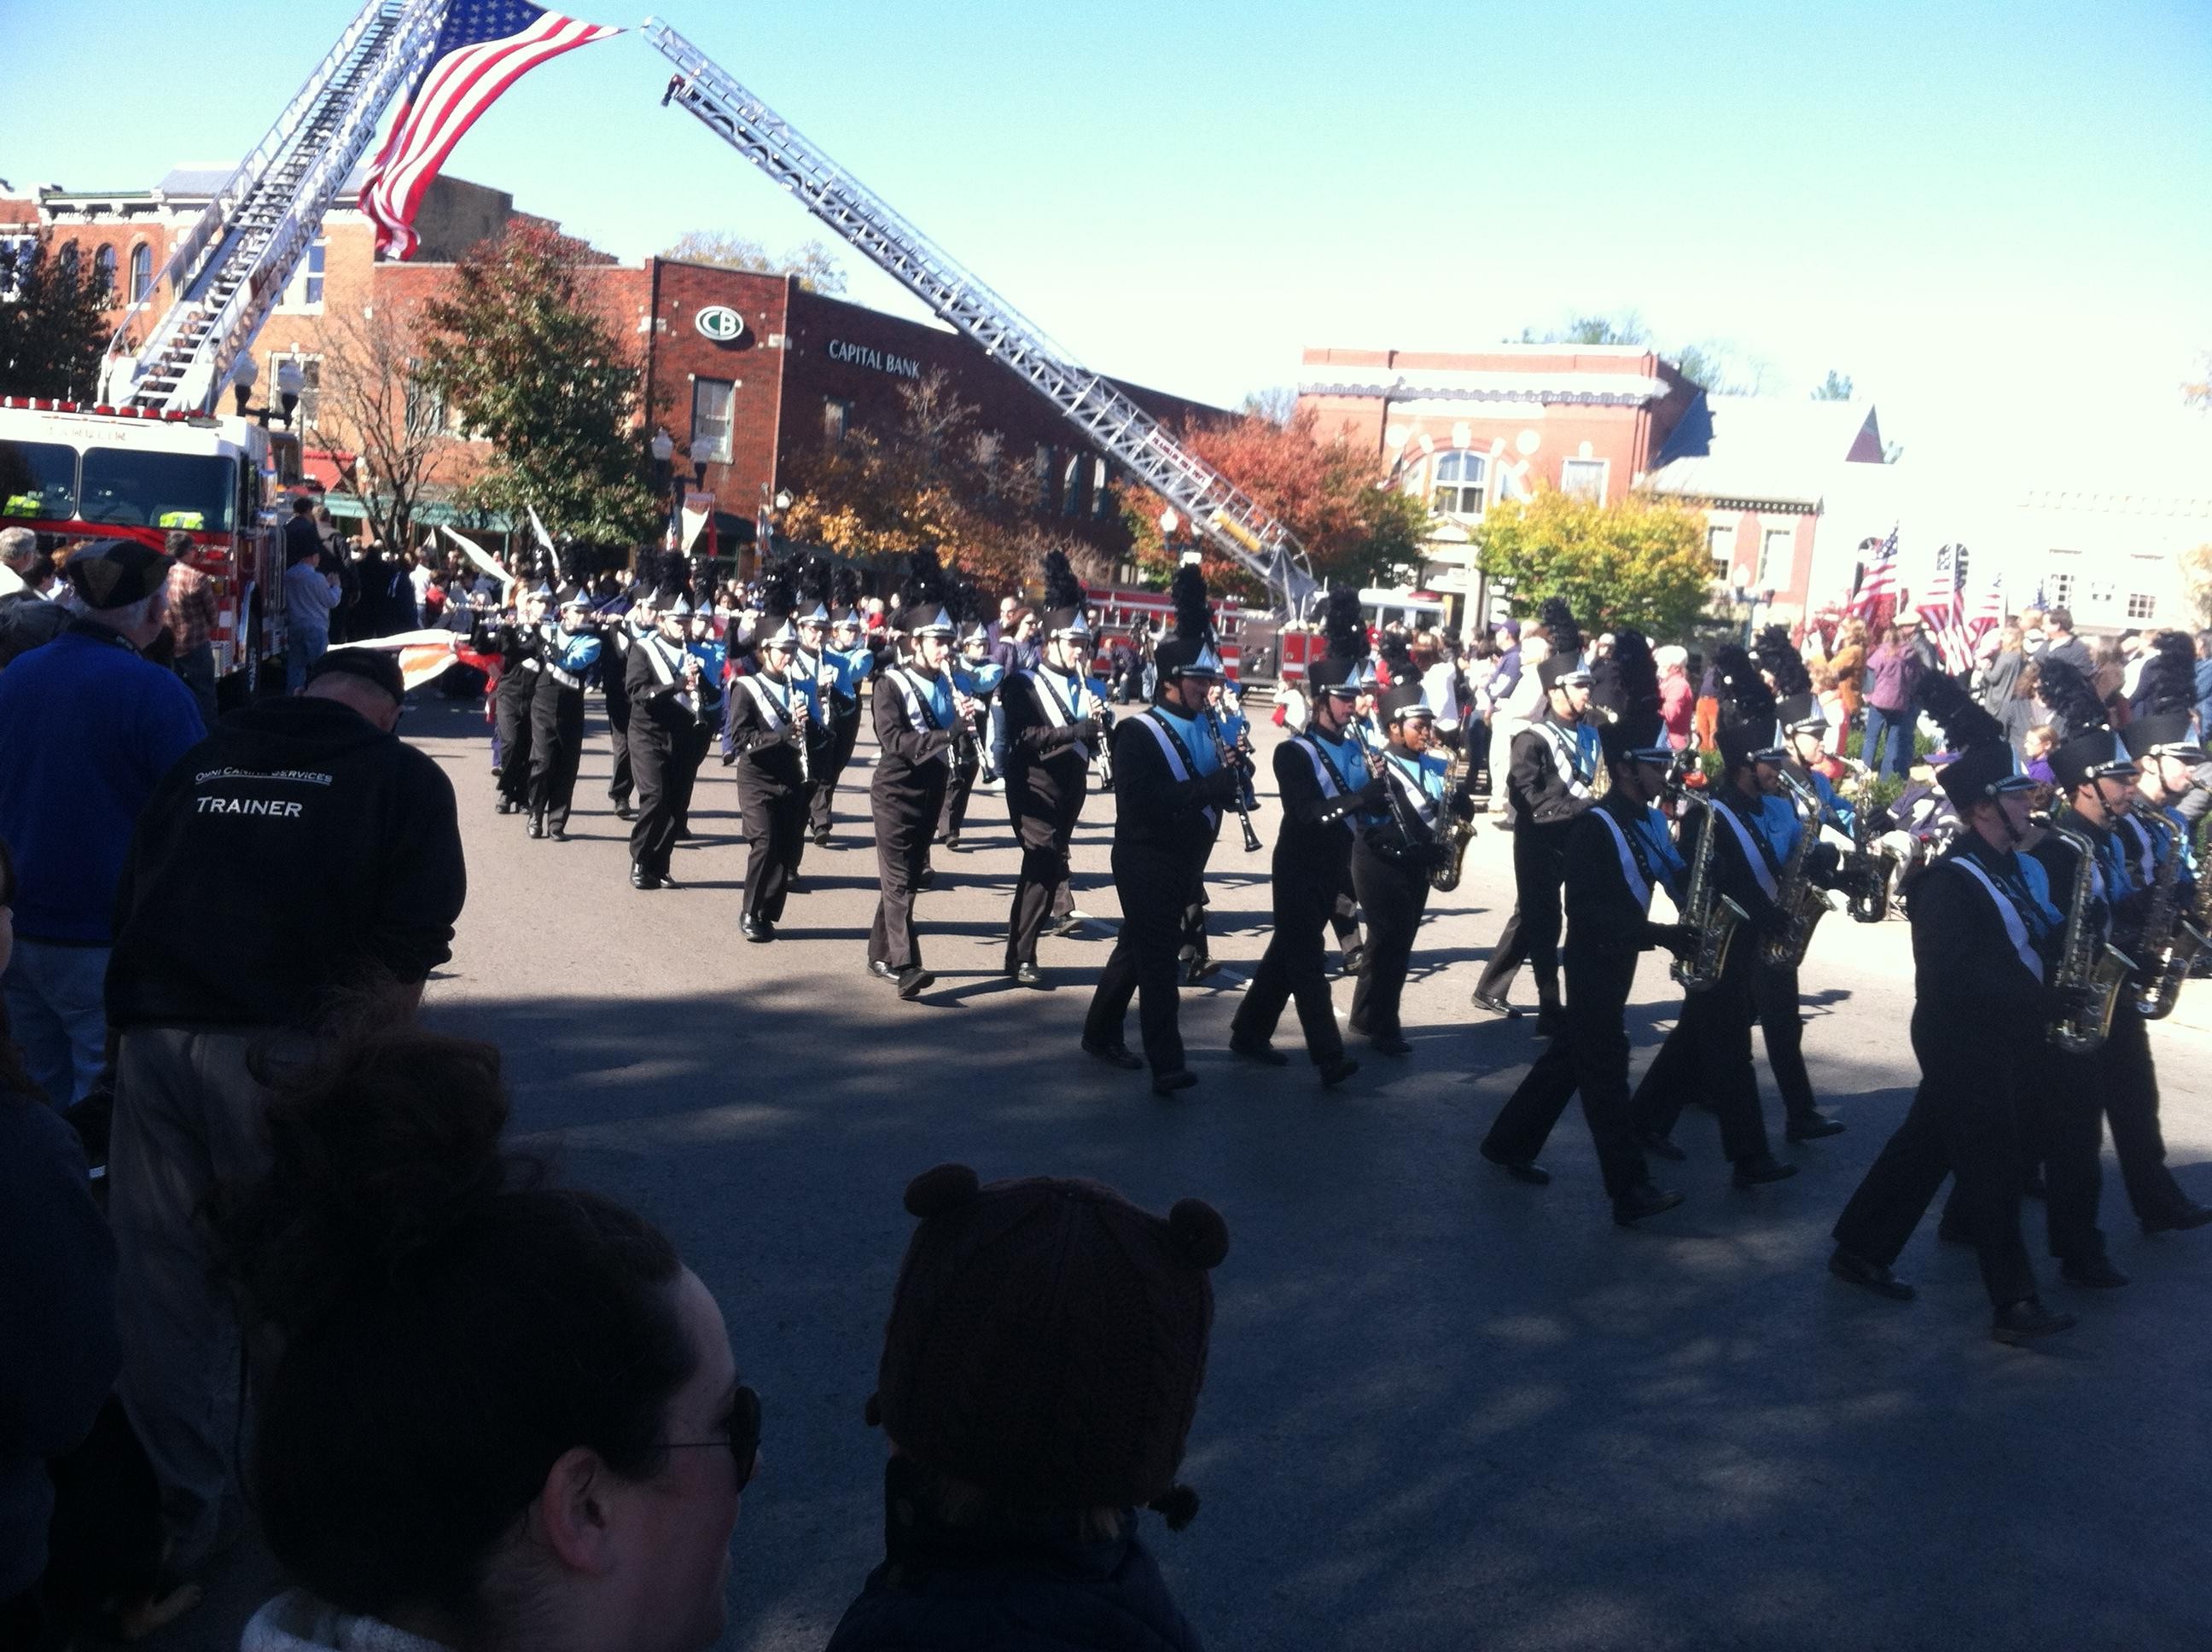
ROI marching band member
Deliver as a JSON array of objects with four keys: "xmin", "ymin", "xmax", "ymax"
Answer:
[
  {"xmin": 1627, "ymin": 647, "xmax": 1798, "ymax": 1187},
  {"xmin": 1348, "ymin": 683, "xmax": 1472, "ymax": 1056},
  {"xmin": 482, "ymin": 585, "xmax": 548, "ymax": 816},
  {"xmin": 868, "ymin": 561, "xmax": 973, "ymax": 999},
  {"xmin": 1471, "ymin": 600, "xmax": 1598, "ymax": 1033},
  {"xmin": 810, "ymin": 579, "xmax": 877, "ymax": 845},
  {"xmin": 1081, "ymin": 565, "xmax": 1245, "ymax": 1095},
  {"xmin": 1228, "ymin": 588, "xmax": 1378, "ymax": 1085},
  {"xmin": 999, "ymin": 553, "xmax": 1110, "ymax": 987},
  {"xmin": 725, "ymin": 605, "xmax": 818, "ymax": 944},
  {"xmin": 624, "ymin": 589, "xmax": 712, "ymax": 892},
  {"xmin": 936, "ymin": 618, "xmax": 1005, "ymax": 853},
  {"xmin": 601, "ymin": 584, "xmax": 643, "ymax": 821},
  {"xmin": 524, "ymin": 590, "xmax": 602, "ymax": 842},
  {"xmin": 1831, "ymin": 672, "xmax": 2078, "ymax": 1343},
  {"xmin": 1481, "ymin": 631, "xmax": 1691, "ymax": 1224}
]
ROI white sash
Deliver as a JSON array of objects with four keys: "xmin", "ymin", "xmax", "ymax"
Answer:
[
  {"xmin": 1384, "ymin": 755, "xmax": 1441, "ymax": 833},
  {"xmin": 1289, "ymin": 732, "xmax": 1343, "ymax": 799},
  {"xmin": 736, "ymin": 672, "xmax": 788, "ymax": 731},
  {"xmin": 1029, "ymin": 666, "xmax": 1092, "ymax": 763},
  {"xmin": 1132, "ymin": 712, "xmax": 1219, "ymax": 831},
  {"xmin": 1593, "ymin": 809, "xmax": 1655, "ymax": 913},
  {"xmin": 1708, "ymin": 800, "xmax": 1778, "ymax": 900},
  {"xmin": 1949, "ymin": 858, "xmax": 2045, "ymax": 983},
  {"xmin": 641, "ymin": 635, "xmax": 696, "ymax": 717},
  {"xmin": 1537, "ymin": 720, "xmax": 1593, "ymax": 799},
  {"xmin": 888, "ymin": 667, "xmax": 949, "ymax": 764}
]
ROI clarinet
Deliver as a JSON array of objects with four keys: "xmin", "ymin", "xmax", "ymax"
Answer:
[
  {"xmin": 1205, "ymin": 708, "xmax": 1262, "ymax": 853},
  {"xmin": 785, "ymin": 665, "xmax": 812, "ymax": 784}
]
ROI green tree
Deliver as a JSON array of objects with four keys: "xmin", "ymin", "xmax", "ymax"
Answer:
[
  {"xmin": 1811, "ymin": 369, "xmax": 1855, "ymax": 400},
  {"xmin": 0, "ymin": 236, "xmax": 109, "ymax": 399},
  {"xmin": 662, "ymin": 230, "xmax": 847, "ymax": 295},
  {"xmin": 1475, "ymin": 488, "xmax": 1714, "ymax": 640},
  {"xmin": 1516, "ymin": 311, "xmax": 1650, "ymax": 346},
  {"xmin": 418, "ymin": 222, "xmax": 658, "ymax": 550}
]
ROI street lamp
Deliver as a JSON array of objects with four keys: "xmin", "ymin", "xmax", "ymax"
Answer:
[
  {"xmin": 688, "ymin": 436, "xmax": 713, "ymax": 492},
  {"xmin": 230, "ymin": 355, "xmax": 304, "ymax": 427}
]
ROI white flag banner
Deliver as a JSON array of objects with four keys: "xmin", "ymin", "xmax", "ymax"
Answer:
[
  {"xmin": 440, "ymin": 524, "xmax": 514, "ymax": 590},
  {"xmin": 680, "ymin": 490, "xmax": 715, "ymax": 552}
]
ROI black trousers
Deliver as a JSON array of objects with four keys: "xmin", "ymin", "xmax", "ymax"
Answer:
[
  {"xmin": 869, "ymin": 779, "xmax": 946, "ymax": 972},
  {"xmin": 1349, "ymin": 837, "xmax": 1429, "ymax": 1038},
  {"xmin": 1482, "ymin": 945, "xmax": 1653, "ymax": 1199},
  {"xmin": 1475, "ymin": 828, "xmax": 1568, "ymax": 1010},
  {"xmin": 738, "ymin": 780, "xmax": 807, "ymax": 922},
  {"xmin": 1006, "ymin": 790, "xmax": 1084, "ymax": 969},
  {"xmin": 1835, "ymin": 1036, "xmax": 2037, "ymax": 1307},
  {"xmin": 1330, "ymin": 868, "xmax": 1363, "ymax": 958},
  {"xmin": 1179, "ymin": 835, "xmax": 1219, "ymax": 967},
  {"xmin": 2095, "ymin": 1009, "xmax": 2191, "ymax": 1224},
  {"xmin": 1231, "ymin": 846, "xmax": 1347, "ymax": 1064},
  {"xmin": 937, "ymin": 755, "xmax": 980, "ymax": 841},
  {"xmin": 527, "ymin": 682, "xmax": 586, "ymax": 830},
  {"xmin": 492, "ymin": 683, "xmax": 534, "ymax": 806},
  {"xmin": 1628, "ymin": 939, "xmax": 1773, "ymax": 1165},
  {"xmin": 809, "ymin": 709, "xmax": 862, "ymax": 835},
  {"xmin": 606, "ymin": 678, "xmax": 633, "ymax": 805},
  {"xmin": 1753, "ymin": 959, "xmax": 1823, "ymax": 1122},
  {"xmin": 1084, "ymin": 841, "xmax": 1195, "ymax": 1075},
  {"xmin": 630, "ymin": 724, "xmax": 707, "ymax": 880}
]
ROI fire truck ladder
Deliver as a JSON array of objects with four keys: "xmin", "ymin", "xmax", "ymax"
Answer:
[
  {"xmin": 102, "ymin": 0, "xmax": 446, "ymax": 415},
  {"xmin": 643, "ymin": 18, "xmax": 1317, "ymax": 616}
]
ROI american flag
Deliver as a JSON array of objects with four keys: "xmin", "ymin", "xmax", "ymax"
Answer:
[
  {"xmin": 1970, "ymin": 567, "xmax": 2005, "ymax": 640},
  {"xmin": 1916, "ymin": 542, "xmax": 1976, "ymax": 673},
  {"xmin": 1850, "ymin": 526, "xmax": 1899, "ymax": 618},
  {"xmin": 363, "ymin": 0, "xmax": 621, "ymax": 259}
]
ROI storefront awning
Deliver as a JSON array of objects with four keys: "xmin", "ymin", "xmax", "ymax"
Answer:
[{"xmin": 321, "ymin": 492, "xmax": 514, "ymax": 532}]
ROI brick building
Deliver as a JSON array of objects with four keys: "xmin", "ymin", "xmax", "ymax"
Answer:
[{"xmin": 22, "ymin": 166, "xmax": 1220, "ymax": 568}]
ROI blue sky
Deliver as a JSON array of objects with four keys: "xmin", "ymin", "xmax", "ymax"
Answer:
[{"xmin": 3, "ymin": 0, "xmax": 2208, "ymax": 463}]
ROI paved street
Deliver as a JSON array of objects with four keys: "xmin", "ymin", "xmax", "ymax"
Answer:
[{"xmin": 168, "ymin": 695, "xmax": 2212, "ymax": 1652}]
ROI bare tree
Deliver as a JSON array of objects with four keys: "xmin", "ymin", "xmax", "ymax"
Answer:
[
  {"xmin": 310, "ymin": 299, "xmax": 454, "ymax": 556},
  {"xmin": 661, "ymin": 230, "xmax": 847, "ymax": 295}
]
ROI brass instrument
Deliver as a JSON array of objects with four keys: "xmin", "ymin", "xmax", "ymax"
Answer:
[
  {"xmin": 1839, "ymin": 758, "xmax": 1896, "ymax": 923},
  {"xmin": 1205, "ymin": 708, "xmax": 1262, "ymax": 853},
  {"xmin": 2133, "ymin": 817, "xmax": 2208, "ymax": 1021},
  {"xmin": 1671, "ymin": 791, "xmax": 1749, "ymax": 993},
  {"xmin": 1429, "ymin": 737, "xmax": 1476, "ymax": 893},
  {"xmin": 2043, "ymin": 815, "xmax": 2135, "ymax": 1054},
  {"xmin": 1762, "ymin": 771, "xmax": 1832, "ymax": 969}
]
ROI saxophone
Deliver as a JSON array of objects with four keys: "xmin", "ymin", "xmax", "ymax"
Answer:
[
  {"xmin": 2133, "ymin": 817, "xmax": 2209, "ymax": 1020},
  {"xmin": 1670, "ymin": 791, "xmax": 1748, "ymax": 993},
  {"xmin": 1762, "ymin": 771, "xmax": 1832, "ymax": 969},
  {"xmin": 1429, "ymin": 739, "xmax": 1476, "ymax": 893},
  {"xmin": 2044, "ymin": 816, "xmax": 2136, "ymax": 1054}
]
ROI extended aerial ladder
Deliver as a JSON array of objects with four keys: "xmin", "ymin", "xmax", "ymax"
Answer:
[
  {"xmin": 643, "ymin": 18, "xmax": 1318, "ymax": 617},
  {"xmin": 101, "ymin": 0, "xmax": 445, "ymax": 414}
]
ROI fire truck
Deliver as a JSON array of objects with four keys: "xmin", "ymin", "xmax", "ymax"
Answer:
[
  {"xmin": 1268, "ymin": 587, "xmax": 1449, "ymax": 683},
  {"xmin": 0, "ymin": 0, "xmax": 439, "ymax": 702},
  {"xmin": 1083, "ymin": 583, "xmax": 1244, "ymax": 677}
]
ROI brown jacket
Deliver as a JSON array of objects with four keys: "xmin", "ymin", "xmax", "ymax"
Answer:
[{"xmin": 1822, "ymin": 643, "xmax": 1866, "ymax": 717}]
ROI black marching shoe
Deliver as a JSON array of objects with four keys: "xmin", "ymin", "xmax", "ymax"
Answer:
[
  {"xmin": 496, "ymin": 795, "xmax": 518, "ymax": 815},
  {"xmin": 1318, "ymin": 1056, "xmax": 1360, "ymax": 1087},
  {"xmin": 1613, "ymin": 1182, "xmax": 1686, "ymax": 1227},
  {"xmin": 1081, "ymin": 1038, "xmax": 1144, "ymax": 1071},
  {"xmin": 1228, "ymin": 1035, "xmax": 1290, "ymax": 1067},
  {"xmin": 1369, "ymin": 1032, "xmax": 1412, "ymax": 1057},
  {"xmin": 613, "ymin": 800, "xmax": 636, "ymax": 820},
  {"xmin": 630, "ymin": 865, "xmax": 655, "ymax": 891},
  {"xmin": 1150, "ymin": 1069, "xmax": 1198, "ymax": 1096},
  {"xmin": 1533, "ymin": 1006, "xmax": 1567, "ymax": 1039},
  {"xmin": 894, "ymin": 966, "xmax": 935, "ymax": 1000},
  {"xmin": 1469, "ymin": 989, "xmax": 1521, "ymax": 1020},
  {"xmin": 811, "ymin": 829, "xmax": 832, "ymax": 847},
  {"xmin": 940, "ymin": 835, "xmax": 965, "ymax": 852},
  {"xmin": 1991, "ymin": 1297, "xmax": 2077, "ymax": 1346},
  {"xmin": 2060, "ymin": 1255, "xmax": 2130, "ymax": 1289},
  {"xmin": 1639, "ymin": 1130, "xmax": 1687, "ymax": 1162},
  {"xmin": 739, "ymin": 916, "xmax": 771, "ymax": 944},
  {"xmin": 527, "ymin": 812, "xmax": 547, "ymax": 840},
  {"xmin": 2141, "ymin": 1201, "xmax": 2212, "ymax": 1236},
  {"xmin": 917, "ymin": 867, "xmax": 937, "ymax": 890},
  {"xmin": 1480, "ymin": 1145, "xmax": 1551, "ymax": 1185},
  {"xmin": 1828, "ymin": 1247, "xmax": 1915, "ymax": 1300},
  {"xmin": 1010, "ymin": 962, "xmax": 1048, "ymax": 989},
  {"xmin": 656, "ymin": 872, "xmax": 680, "ymax": 890},
  {"xmin": 867, "ymin": 960, "xmax": 899, "ymax": 983},
  {"xmin": 549, "ymin": 825, "xmax": 568, "ymax": 842},
  {"xmin": 1787, "ymin": 1111, "xmax": 1847, "ymax": 1141},
  {"xmin": 1732, "ymin": 1152, "xmax": 1798, "ymax": 1188}
]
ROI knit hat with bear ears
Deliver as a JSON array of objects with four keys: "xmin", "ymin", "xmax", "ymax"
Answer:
[{"xmin": 865, "ymin": 1162, "xmax": 1229, "ymax": 1529}]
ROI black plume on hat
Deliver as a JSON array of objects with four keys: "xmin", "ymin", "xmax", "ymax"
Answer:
[
  {"xmin": 1916, "ymin": 664, "xmax": 2004, "ymax": 754},
  {"xmin": 1377, "ymin": 627, "xmax": 1416, "ymax": 685},
  {"xmin": 2139, "ymin": 631, "xmax": 2197, "ymax": 719},
  {"xmin": 1170, "ymin": 562, "xmax": 1209, "ymax": 643},
  {"xmin": 799, "ymin": 551, "xmax": 835, "ymax": 612},
  {"xmin": 1322, "ymin": 587, "xmax": 1365, "ymax": 665},
  {"xmin": 1713, "ymin": 642, "xmax": 1780, "ymax": 767},
  {"xmin": 1596, "ymin": 628, "xmax": 1665, "ymax": 759},
  {"xmin": 833, "ymin": 562, "xmax": 862, "ymax": 613},
  {"xmin": 900, "ymin": 546, "xmax": 947, "ymax": 618},
  {"xmin": 1754, "ymin": 623, "xmax": 1812, "ymax": 699},
  {"xmin": 1041, "ymin": 549, "xmax": 1085, "ymax": 616},
  {"xmin": 1539, "ymin": 596, "xmax": 1582, "ymax": 662},
  {"xmin": 2033, "ymin": 654, "xmax": 2105, "ymax": 739},
  {"xmin": 760, "ymin": 555, "xmax": 800, "ymax": 621}
]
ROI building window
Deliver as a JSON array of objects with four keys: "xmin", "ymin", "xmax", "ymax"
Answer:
[
  {"xmin": 2126, "ymin": 591, "xmax": 2157, "ymax": 620},
  {"xmin": 305, "ymin": 238, "xmax": 324, "ymax": 305},
  {"xmin": 1559, "ymin": 457, "xmax": 1608, "ymax": 502},
  {"xmin": 819, "ymin": 395, "xmax": 850, "ymax": 446},
  {"xmin": 56, "ymin": 242, "xmax": 79, "ymax": 282},
  {"xmin": 128, "ymin": 242, "xmax": 152, "ymax": 304},
  {"xmin": 1708, "ymin": 523, "xmax": 1737, "ymax": 577},
  {"xmin": 93, "ymin": 244, "xmax": 116, "ymax": 300},
  {"xmin": 690, "ymin": 379, "xmax": 735, "ymax": 462},
  {"xmin": 405, "ymin": 361, "xmax": 446, "ymax": 437},
  {"xmin": 1091, "ymin": 458, "xmax": 1113, "ymax": 520},
  {"xmin": 2046, "ymin": 572, "xmax": 2074, "ymax": 609},
  {"xmin": 1062, "ymin": 451, "xmax": 1088, "ymax": 518},
  {"xmin": 1430, "ymin": 451, "xmax": 1486, "ymax": 516},
  {"xmin": 1758, "ymin": 526, "xmax": 1795, "ymax": 593},
  {"xmin": 1036, "ymin": 444, "xmax": 1056, "ymax": 510}
]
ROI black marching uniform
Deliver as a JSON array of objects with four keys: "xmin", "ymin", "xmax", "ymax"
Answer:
[
  {"xmin": 602, "ymin": 608, "xmax": 637, "ymax": 816},
  {"xmin": 484, "ymin": 613, "xmax": 543, "ymax": 813},
  {"xmin": 999, "ymin": 662, "xmax": 1103, "ymax": 974},
  {"xmin": 1347, "ymin": 713, "xmax": 1465, "ymax": 1050},
  {"xmin": 626, "ymin": 621, "xmax": 713, "ymax": 889},
  {"xmin": 526, "ymin": 610, "xmax": 601, "ymax": 839},
  {"xmin": 1081, "ymin": 701, "xmax": 1238, "ymax": 1085},
  {"xmin": 1472, "ymin": 705, "xmax": 1600, "ymax": 1018},
  {"xmin": 868, "ymin": 656, "xmax": 958, "ymax": 982},
  {"xmin": 725, "ymin": 661, "xmax": 817, "ymax": 931}
]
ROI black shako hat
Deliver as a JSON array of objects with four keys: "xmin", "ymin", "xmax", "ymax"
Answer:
[
  {"xmin": 1595, "ymin": 628, "xmax": 1670, "ymax": 765},
  {"xmin": 1712, "ymin": 643, "xmax": 1784, "ymax": 769},
  {"xmin": 1154, "ymin": 563, "xmax": 1223, "ymax": 680},
  {"xmin": 1918, "ymin": 670, "xmax": 2035, "ymax": 809},
  {"xmin": 1382, "ymin": 682, "xmax": 1431, "ymax": 723}
]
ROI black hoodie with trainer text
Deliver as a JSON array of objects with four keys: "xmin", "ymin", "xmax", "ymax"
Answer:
[{"xmin": 106, "ymin": 697, "xmax": 466, "ymax": 1030}]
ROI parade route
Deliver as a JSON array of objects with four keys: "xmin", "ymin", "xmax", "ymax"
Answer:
[{"xmin": 146, "ymin": 697, "xmax": 2212, "ymax": 1652}]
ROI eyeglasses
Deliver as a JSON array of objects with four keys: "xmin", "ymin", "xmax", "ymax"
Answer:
[{"xmin": 661, "ymin": 1383, "xmax": 760, "ymax": 1490}]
